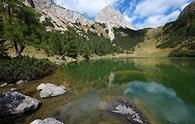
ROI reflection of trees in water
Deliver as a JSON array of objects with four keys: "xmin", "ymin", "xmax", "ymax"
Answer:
[{"xmin": 63, "ymin": 58, "xmax": 195, "ymax": 105}]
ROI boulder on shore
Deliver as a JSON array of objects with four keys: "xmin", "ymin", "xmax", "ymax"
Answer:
[
  {"xmin": 0, "ymin": 91, "xmax": 40, "ymax": 117},
  {"xmin": 37, "ymin": 83, "xmax": 66, "ymax": 98},
  {"xmin": 30, "ymin": 118, "xmax": 64, "ymax": 124}
]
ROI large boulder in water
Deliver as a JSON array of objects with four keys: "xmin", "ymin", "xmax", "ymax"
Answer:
[
  {"xmin": 30, "ymin": 118, "xmax": 63, "ymax": 124},
  {"xmin": 0, "ymin": 91, "xmax": 40, "ymax": 117},
  {"xmin": 37, "ymin": 83, "xmax": 66, "ymax": 98},
  {"xmin": 108, "ymin": 99, "xmax": 149, "ymax": 124}
]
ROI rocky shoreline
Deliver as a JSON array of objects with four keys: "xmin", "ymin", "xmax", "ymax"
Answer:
[
  {"xmin": 0, "ymin": 91, "xmax": 40, "ymax": 117},
  {"xmin": 0, "ymin": 83, "xmax": 67, "ymax": 123},
  {"xmin": 0, "ymin": 88, "xmax": 149, "ymax": 124},
  {"xmin": 0, "ymin": 59, "xmax": 149, "ymax": 124}
]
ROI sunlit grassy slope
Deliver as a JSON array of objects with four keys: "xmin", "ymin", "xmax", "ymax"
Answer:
[
  {"xmin": 132, "ymin": 28, "xmax": 173, "ymax": 57},
  {"xmin": 8, "ymin": 45, "xmax": 75, "ymax": 63}
]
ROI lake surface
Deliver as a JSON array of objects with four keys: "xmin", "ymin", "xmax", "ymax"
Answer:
[
  {"xmin": 56, "ymin": 58, "xmax": 195, "ymax": 124},
  {"xmin": 1, "ymin": 58, "xmax": 195, "ymax": 124}
]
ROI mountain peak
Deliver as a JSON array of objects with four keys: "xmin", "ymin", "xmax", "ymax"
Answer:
[
  {"xmin": 101, "ymin": 5, "xmax": 116, "ymax": 12},
  {"xmin": 95, "ymin": 5, "xmax": 135, "ymax": 30}
]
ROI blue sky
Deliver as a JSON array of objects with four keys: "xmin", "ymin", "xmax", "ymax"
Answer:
[{"xmin": 55, "ymin": 0, "xmax": 193, "ymax": 29}]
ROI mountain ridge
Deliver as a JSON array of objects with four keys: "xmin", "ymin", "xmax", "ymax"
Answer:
[
  {"xmin": 25, "ymin": 0, "xmax": 135, "ymax": 32},
  {"xmin": 2, "ymin": 0, "xmax": 194, "ymax": 58},
  {"xmin": 25, "ymin": 0, "xmax": 138, "ymax": 41}
]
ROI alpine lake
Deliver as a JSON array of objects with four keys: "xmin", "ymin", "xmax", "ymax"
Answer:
[{"xmin": 1, "ymin": 58, "xmax": 195, "ymax": 124}]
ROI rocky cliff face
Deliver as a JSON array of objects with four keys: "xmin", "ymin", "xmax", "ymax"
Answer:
[
  {"xmin": 25, "ymin": 0, "xmax": 135, "ymax": 40},
  {"xmin": 95, "ymin": 5, "xmax": 136, "ymax": 40},
  {"xmin": 25, "ymin": 0, "xmax": 91, "ymax": 31},
  {"xmin": 32, "ymin": 0, "xmax": 90, "ymax": 24}
]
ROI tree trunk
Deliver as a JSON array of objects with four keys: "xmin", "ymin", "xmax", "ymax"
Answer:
[
  {"xmin": 16, "ymin": 45, "xmax": 25, "ymax": 57},
  {"xmin": 14, "ymin": 42, "xmax": 19, "ymax": 56},
  {"xmin": 8, "ymin": 6, "xmax": 11, "ymax": 17},
  {"xmin": 15, "ymin": 43, "xmax": 25, "ymax": 57}
]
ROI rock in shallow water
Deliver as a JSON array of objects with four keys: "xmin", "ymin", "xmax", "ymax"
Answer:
[
  {"xmin": 0, "ymin": 91, "xmax": 40, "ymax": 117},
  {"xmin": 16, "ymin": 80, "xmax": 28, "ymax": 85},
  {"xmin": 30, "ymin": 118, "xmax": 63, "ymax": 124},
  {"xmin": 37, "ymin": 83, "xmax": 66, "ymax": 98},
  {"xmin": 0, "ymin": 83, "xmax": 8, "ymax": 87},
  {"xmin": 108, "ymin": 99, "xmax": 149, "ymax": 124},
  {"xmin": 10, "ymin": 88, "xmax": 17, "ymax": 91}
]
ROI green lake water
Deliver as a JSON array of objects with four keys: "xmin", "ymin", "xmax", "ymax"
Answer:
[{"xmin": 1, "ymin": 58, "xmax": 195, "ymax": 124}]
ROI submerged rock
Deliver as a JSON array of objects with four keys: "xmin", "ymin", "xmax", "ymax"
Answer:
[
  {"xmin": 16, "ymin": 80, "xmax": 28, "ymax": 85},
  {"xmin": 30, "ymin": 118, "xmax": 63, "ymax": 124},
  {"xmin": 37, "ymin": 83, "xmax": 66, "ymax": 98},
  {"xmin": 0, "ymin": 91, "xmax": 40, "ymax": 117},
  {"xmin": 98, "ymin": 101, "xmax": 108, "ymax": 110},
  {"xmin": 108, "ymin": 99, "xmax": 149, "ymax": 124},
  {"xmin": 0, "ymin": 83, "xmax": 8, "ymax": 87},
  {"xmin": 10, "ymin": 88, "xmax": 17, "ymax": 91}
]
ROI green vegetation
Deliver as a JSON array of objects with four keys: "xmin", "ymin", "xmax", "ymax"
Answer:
[
  {"xmin": 113, "ymin": 27, "xmax": 147, "ymax": 53},
  {"xmin": 0, "ymin": 0, "xmax": 45, "ymax": 57},
  {"xmin": 1, "ymin": 0, "xmax": 195, "ymax": 60},
  {"xmin": 0, "ymin": 1, "xmax": 54, "ymax": 83},
  {"xmin": 0, "ymin": 0, "xmax": 119, "ymax": 59},
  {"xmin": 0, "ymin": 56, "xmax": 54, "ymax": 83},
  {"xmin": 42, "ymin": 17, "xmax": 54, "ymax": 27},
  {"xmin": 0, "ymin": 40, "xmax": 8, "ymax": 58},
  {"xmin": 157, "ymin": 9, "xmax": 195, "ymax": 57},
  {"xmin": 31, "ymin": 27, "xmax": 117, "ymax": 59}
]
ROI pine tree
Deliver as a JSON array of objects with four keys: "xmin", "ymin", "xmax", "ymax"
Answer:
[{"xmin": 4, "ymin": 0, "xmax": 43, "ymax": 57}]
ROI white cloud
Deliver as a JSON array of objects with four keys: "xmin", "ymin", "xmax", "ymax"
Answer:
[
  {"xmin": 55, "ymin": 0, "xmax": 118, "ymax": 17},
  {"xmin": 123, "ymin": 14, "xmax": 132, "ymax": 23},
  {"xmin": 135, "ymin": 10, "xmax": 181, "ymax": 29},
  {"xmin": 131, "ymin": 0, "xmax": 192, "ymax": 29},
  {"xmin": 134, "ymin": 0, "xmax": 189, "ymax": 17},
  {"xmin": 123, "ymin": 12, "xmax": 136, "ymax": 25}
]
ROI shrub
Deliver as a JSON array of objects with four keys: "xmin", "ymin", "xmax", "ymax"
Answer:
[
  {"xmin": 188, "ymin": 23, "xmax": 195, "ymax": 36},
  {"xmin": 42, "ymin": 17, "xmax": 54, "ymax": 27},
  {"xmin": 0, "ymin": 40, "xmax": 9, "ymax": 58},
  {"xmin": 0, "ymin": 56, "xmax": 55, "ymax": 83}
]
